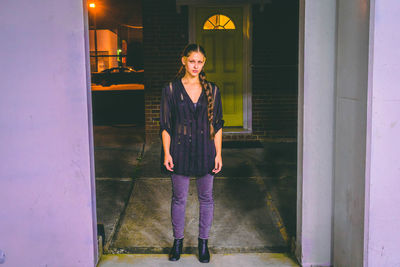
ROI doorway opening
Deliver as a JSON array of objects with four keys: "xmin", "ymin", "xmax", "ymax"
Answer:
[{"xmin": 88, "ymin": 0, "xmax": 299, "ymax": 265}]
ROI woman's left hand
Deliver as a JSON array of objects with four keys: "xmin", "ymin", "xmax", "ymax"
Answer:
[{"xmin": 213, "ymin": 154, "xmax": 223, "ymax": 174}]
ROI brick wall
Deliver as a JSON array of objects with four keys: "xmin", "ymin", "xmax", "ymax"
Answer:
[
  {"xmin": 143, "ymin": 1, "xmax": 299, "ymax": 143},
  {"xmin": 143, "ymin": 0, "xmax": 188, "ymax": 142},
  {"xmin": 251, "ymin": 1, "xmax": 299, "ymax": 141}
]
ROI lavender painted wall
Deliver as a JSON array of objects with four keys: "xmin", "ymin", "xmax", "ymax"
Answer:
[
  {"xmin": 365, "ymin": 0, "xmax": 400, "ymax": 266},
  {"xmin": 0, "ymin": 1, "xmax": 97, "ymax": 266},
  {"xmin": 297, "ymin": 1, "xmax": 336, "ymax": 266}
]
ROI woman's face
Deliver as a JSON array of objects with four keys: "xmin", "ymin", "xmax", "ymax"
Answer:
[{"xmin": 182, "ymin": 51, "xmax": 206, "ymax": 77}]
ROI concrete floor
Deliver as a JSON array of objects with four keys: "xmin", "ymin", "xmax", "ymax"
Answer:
[
  {"xmin": 94, "ymin": 125, "xmax": 144, "ymax": 178},
  {"xmin": 110, "ymin": 177, "xmax": 286, "ymax": 253},
  {"xmin": 137, "ymin": 139, "xmax": 297, "ymax": 240},
  {"xmin": 94, "ymin": 125, "xmax": 297, "ymax": 265},
  {"xmin": 96, "ymin": 179, "xmax": 134, "ymax": 248},
  {"xmin": 94, "ymin": 125, "xmax": 144, "ymax": 247}
]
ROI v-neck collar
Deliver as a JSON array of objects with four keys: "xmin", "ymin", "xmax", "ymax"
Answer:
[{"xmin": 179, "ymin": 78, "xmax": 204, "ymax": 106}]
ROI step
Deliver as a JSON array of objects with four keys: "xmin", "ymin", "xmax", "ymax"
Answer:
[{"xmin": 98, "ymin": 253, "xmax": 299, "ymax": 266}]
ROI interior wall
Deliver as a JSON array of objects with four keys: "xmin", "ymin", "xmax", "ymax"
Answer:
[
  {"xmin": 364, "ymin": 0, "xmax": 400, "ymax": 266},
  {"xmin": 0, "ymin": 1, "xmax": 97, "ymax": 266},
  {"xmin": 297, "ymin": 0, "xmax": 336, "ymax": 266},
  {"xmin": 333, "ymin": 0, "xmax": 370, "ymax": 266}
]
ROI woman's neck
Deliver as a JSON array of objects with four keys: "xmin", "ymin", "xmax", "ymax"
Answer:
[{"xmin": 182, "ymin": 73, "xmax": 200, "ymax": 85}]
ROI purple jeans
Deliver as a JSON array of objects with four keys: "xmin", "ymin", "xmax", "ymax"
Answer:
[{"xmin": 170, "ymin": 173, "xmax": 214, "ymax": 239}]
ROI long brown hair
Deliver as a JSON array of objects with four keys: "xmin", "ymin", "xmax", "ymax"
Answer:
[{"xmin": 176, "ymin": 44, "xmax": 215, "ymax": 139}]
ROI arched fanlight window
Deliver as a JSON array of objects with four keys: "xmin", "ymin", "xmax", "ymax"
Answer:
[{"xmin": 203, "ymin": 14, "xmax": 236, "ymax": 30}]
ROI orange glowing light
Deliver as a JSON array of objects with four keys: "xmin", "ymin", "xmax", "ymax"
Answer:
[
  {"xmin": 203, "ymin": 14, "xmax": 236, "ymax": 30},
  {"xmin": 89, "ymin": 3, "xmax": 96, "ymax": 8}
]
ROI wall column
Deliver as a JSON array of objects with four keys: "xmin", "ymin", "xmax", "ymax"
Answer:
[
  {"xmin": 332, "ymin": 0, "xmax": 371, "ymax": 266},
  {"xmin": 297, "ymin": 0, "xmax": 336, "ymax": 266},
  {"xmin": 0, "ymin": 1, "xmax": 97, "ymax": 266}
]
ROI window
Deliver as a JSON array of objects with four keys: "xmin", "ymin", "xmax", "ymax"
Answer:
[{"xmin": 203, "ymin": 14, "xmax": 236, "ymax": 30}]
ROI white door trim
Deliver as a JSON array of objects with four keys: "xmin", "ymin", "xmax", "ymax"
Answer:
[{"xmin": 189, "ymin": 4, "xmax": 252, "ymax": 131}]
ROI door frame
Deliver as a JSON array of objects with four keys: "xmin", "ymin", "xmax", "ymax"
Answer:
[
  {"xmin": 188, "ymin": 4, "xmax": 252, "ymax": 132},
  {"xmin": 82, "ymin": 0, "xmax": 349, "ymax": 265}
]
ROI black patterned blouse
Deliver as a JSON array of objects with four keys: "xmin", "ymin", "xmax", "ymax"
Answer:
[{"xmin": 160, "ymin": 78, "xmax": 224, "ymax": 176}]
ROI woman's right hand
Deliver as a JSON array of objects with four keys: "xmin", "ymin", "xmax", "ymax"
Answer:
[{"xmin": 164, "ymin": 153, "xmax": 174, "ymax": 172}]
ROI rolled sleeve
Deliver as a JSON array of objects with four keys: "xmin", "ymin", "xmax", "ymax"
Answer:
[
  {"xmin": 159, "ymin": 83, "xmax": 173, "ymax": 138},
  {"xmin": 212, "ymin": 83, "xmax": 224, "ymax": 133}
]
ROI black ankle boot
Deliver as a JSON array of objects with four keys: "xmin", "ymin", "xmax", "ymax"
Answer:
[
  {"xmin": 198, "ymin": 238, "xmax": 210, "ymax": 263},
  {"xmin": 168, "ymin": 238, "xmax": 183, "ymax": 261}
]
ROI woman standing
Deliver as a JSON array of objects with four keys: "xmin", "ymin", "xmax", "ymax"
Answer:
[{"xmin": 159, "ymin": 43, "xmax": 224, "ymax": 263}]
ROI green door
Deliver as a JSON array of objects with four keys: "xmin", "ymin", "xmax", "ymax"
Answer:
[{"xmin": 196, "ymin": 7, "xmax": 243, "ymax": 127}]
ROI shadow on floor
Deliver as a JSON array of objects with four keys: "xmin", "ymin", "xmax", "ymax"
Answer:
[
  {"xmin": 107, "ymin": 141, "xmax": 297, "ymax": 255},
  {"xmin": 94, "ymin": 126, "xmax": 297, "ymax": 257},
  {"xmin": 94, "ymin": 125, "xmax": 145, "ymax": 248}
]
